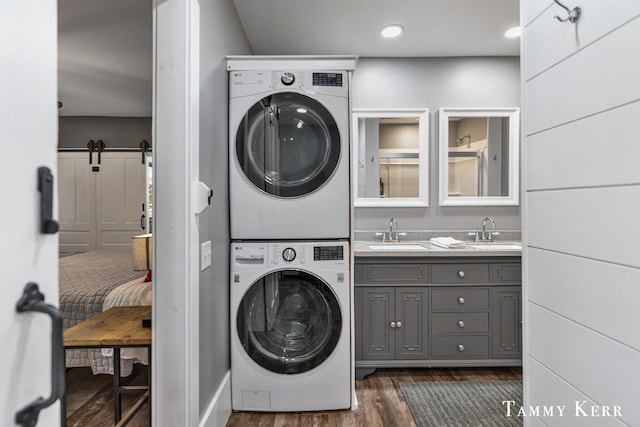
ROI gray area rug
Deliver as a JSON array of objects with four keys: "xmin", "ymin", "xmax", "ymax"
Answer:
[{"xmin": 399, "ymin": 380, "xmax": 523, "ymax": 427}]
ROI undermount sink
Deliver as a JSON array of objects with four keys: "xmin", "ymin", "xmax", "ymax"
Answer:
[
  {"xmin": 367, "ymin": 243, "xmax": 428, "ymax": 251},
  {"xmin": 468, "ymin": 243, "xmax": 522, "ymax": 250}
]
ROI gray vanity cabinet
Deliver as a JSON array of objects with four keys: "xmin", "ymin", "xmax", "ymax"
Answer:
[
  {"xmin": 430, "ymin": 286, "xmax": 492, "ymax": 359},
  {"xmin": 355, "ymin": 257, "xmax": 521, "ymax": 379},
  {"xmin": 491, "ymin": 263, "xmax": 522, "ymax": 359},
  {"xmin": 358, "ymin": 287, "xmax": 394, "ymax": 360},
  {"xmin": 358, "ymin": 287, "xmax": 429, "ymax": 360},
  {"xmin": 354, "ymin": 262, "xmax": 430, "ymax": 363},
  {"xmin": 493, "ymin": 287, "xmax": 521, "ymax": 358}
]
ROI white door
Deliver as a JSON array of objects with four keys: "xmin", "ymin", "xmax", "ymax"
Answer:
[
  {"xmin": 57, "ymin": 153, "xmax": 97, "ymax": 256},
  {"xmin": 0, "ymin": 1, "xmax": 62, "ymax": 426},
  {"xmin": 96, "ymin": 152, "xmax": 147, "ymax": 249},
  {"xmin": 58, "ymin": 152, "xmax": 146, "ymax": 256},
  {"xmin": 523, "ymin": 2, "xmax": 640, "ymax": 424}
]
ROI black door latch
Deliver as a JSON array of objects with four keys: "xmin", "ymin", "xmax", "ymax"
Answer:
[{"xmin": 37, "ymin": 167, "xmax": 59, "ymax": 234}]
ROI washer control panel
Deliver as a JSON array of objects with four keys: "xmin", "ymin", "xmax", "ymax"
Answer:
[
  {"xmin": 313, "ymin": 245, "xmax": 344, "ymax": 261},
  {"xmin": 271, "ymin": 244, "xmax": 304, "ymax": 265},
  {"xmin": 282, "ymin": 247, "xmax": 296, "ymax": 262},
  {"xmin": 268, "ymin": 242, "xmax": 347, "ymax": 267},
  {"xmin": 280, "ymin": 72, "xmax": 295, "ymax": 86}
]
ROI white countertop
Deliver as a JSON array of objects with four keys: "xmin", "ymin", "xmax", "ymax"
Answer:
[{"xmin": 353, "ymin": 240, "xmax": 522, "ymax": 257}]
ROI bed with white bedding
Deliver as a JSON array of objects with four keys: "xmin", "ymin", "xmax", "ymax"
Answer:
[{"xmin": 60, "ymin": 248, "xmax": 150, "ymax": 375}]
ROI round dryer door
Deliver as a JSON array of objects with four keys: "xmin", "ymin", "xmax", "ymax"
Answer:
[
  {"xmin": 235, "ymin": 92, "xmax": 341, "ymax": 198},
  {"xmin": 236, "ymin": 270, "xmax": 342, "ymax": 375}
]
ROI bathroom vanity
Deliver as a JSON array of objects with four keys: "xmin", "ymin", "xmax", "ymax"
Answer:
[{"xmin": 353, "ymin": 242, "xmax": 522, "ymax": 379}]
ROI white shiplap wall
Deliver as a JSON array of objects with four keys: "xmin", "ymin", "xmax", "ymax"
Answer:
[{"xmin": 523, "ymin": 1, "xmax": 640, "ymax": 426}]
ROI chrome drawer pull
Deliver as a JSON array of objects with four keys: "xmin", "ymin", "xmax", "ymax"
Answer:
[
  {"xmin": 458, "ymin": 344, "xmax": 465, "ymax": 352},
  {"xmin": 458, "ymin": 270, "xmax": 465, "ymax": 278},
  {"xmin": 458, "ymin": 320, "xmax": 465, "ymax": 328},
  {"xmin": 390, "ymin": 322, "xmax": 396, "ymax": 328},
  {"xmin": 396, "ymin": 321, "xmax": 402, "ymax": 328},
  {"xmin": 458, "ymin": 297, "xmax": 465, "ymax": 304}
]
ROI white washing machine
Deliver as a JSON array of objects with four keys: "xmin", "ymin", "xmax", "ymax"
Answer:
[
  {"xmin": 229, "ymin": 68, "xmax": 350, "ymax": 240},
  {"xmin": 230, "ymin": 241, "xmax": 350, "ymax": 411}
]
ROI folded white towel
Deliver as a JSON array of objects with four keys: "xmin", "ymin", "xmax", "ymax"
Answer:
[{"xmin": 430, "ymin": 237, "xmax": 467, "ymax": 249}]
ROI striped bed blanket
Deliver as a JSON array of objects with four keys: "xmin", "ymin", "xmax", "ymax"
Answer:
[{"xmin": 60, "ymin": 248, "xmax": 147, "ymax": 375}]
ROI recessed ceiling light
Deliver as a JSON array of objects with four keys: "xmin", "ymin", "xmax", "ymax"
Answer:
[
  {"xmin": 504, "ymin": 26, "xmax": 521, "ymax": 38},
  {"xmin": 380, "ymin": 24, "xmax": 404, "ymax": 38}
]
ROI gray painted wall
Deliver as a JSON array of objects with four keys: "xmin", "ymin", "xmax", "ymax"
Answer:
[
  {"xmin": 198, "ymin": 0, "xmax": 252, "ymax": 416},
  {"xmin": 352, "ymin": 57, "xmax": 521, "ymax": 233},
  {"xmin": 58, "ymin": 116, "xmax": 151, "ymax": 149}
]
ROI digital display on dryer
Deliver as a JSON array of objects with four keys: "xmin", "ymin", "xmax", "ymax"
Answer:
[
  {"xmin": 312, "ymin": 73, "xmax": 343, "ymax": 87},
  {"xmin": 314, "ymin": 246, "xmax": 344, "ymax": 261}
]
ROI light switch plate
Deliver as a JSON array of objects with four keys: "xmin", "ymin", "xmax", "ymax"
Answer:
[{"xmin": 201, "ymin": 240, "xmax": 212, "ymax": 271}]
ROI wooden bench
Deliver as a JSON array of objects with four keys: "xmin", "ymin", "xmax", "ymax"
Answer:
[{"xmin": 63, "ymin": 306, "xmax": 151, "ymax": 426}]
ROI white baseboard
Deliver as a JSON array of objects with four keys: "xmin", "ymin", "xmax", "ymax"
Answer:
[{"xmin": 199, "ymin": 371, "xmax": 231, "ymax": 427}]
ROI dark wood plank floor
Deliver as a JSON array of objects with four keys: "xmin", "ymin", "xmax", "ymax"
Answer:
[
  {"xmin": 226, "ymin": 367, "xmax": 522, "ymax": 427},
  {"xmin": 65, "ymin": 365, "xmax": 149, "ymax": 427},
  {"xmin": 66, "ymin": 365, "xmax": 521, "ymax": 426}
]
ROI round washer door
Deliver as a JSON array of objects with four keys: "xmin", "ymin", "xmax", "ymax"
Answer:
[
  {"xmin": 235, "ymin": 92, "xmax": 341, "ymax": 198},
  {"xmin": 236, "ymin": 270, "xmax": 342, "ymax": 374}
]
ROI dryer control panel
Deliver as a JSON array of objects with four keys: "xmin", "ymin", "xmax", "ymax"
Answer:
[
  {"xmin": 312, "ymin": 72, "xmax": 343, "ymax": 87},
  {"xmin": 229, "ymin": 70, "xmax": 348, "ymax": 98}
]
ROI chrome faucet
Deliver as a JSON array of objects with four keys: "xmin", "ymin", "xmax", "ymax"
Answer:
[
  {"xmin": 388, "ymin": 217, "xmax": 398, "ymax": 242},
  {"xmin": 470, "ymin": 216, "xmax": 498, "ymax": 242},
  {"xmin": 482, "ymin": 216, "xmax": 496, "ymax": 233},
  {"xmin": 376, "ymin": 217, "xmax": 404, "ymax": 242}
]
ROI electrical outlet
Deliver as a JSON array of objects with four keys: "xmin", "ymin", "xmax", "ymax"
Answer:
[{"xmin": 201, "ymin": 240, "xmax": 212, "ymax": 271}]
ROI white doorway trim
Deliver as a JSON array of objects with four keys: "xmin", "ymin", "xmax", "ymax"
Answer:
[{"xmin": 153, "ymin": 0, "xmax": 200, "ymax": 425}]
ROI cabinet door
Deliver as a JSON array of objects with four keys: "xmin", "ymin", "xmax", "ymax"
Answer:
[
  {"xmin": 395, "ymin": 287, "xmax": 429, "ymax": 359},
  {"xmin": 361, "ymin": 287, "xmax": 395, "ymax": 360},
  {"xmin": 58, "ymin": 152, "xmax": 97, "ymax": 256},
  {"xmin": 492, "ymin": 286, "xmax": 522, "ymax": 358},
  {"xmin": 96, "ymin": 152, "xmax": 146, "ymax": 249}
]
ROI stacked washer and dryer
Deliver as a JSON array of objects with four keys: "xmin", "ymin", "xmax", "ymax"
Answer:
[{"xmin": 227, "ymin": 57, "xmax": 356, "ymax": 412}]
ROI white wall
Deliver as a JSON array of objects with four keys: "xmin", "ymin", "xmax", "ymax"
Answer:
[
  {"xmin": 523, "ymin": 2, "xmax": 640, "ymax": 425},
  {"xmin": 198, "ymin": 0, "xmax": 252, "ymax": 424},
  {"xmin": 352, "ymin": 57, "xmax": 521, "ymax": 232}
]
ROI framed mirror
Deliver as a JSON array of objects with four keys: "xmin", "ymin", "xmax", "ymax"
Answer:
[
  {"xmin": 352, "ymin": 108, "xmax": 429, "ymax": 207},
  {"xmin": 438, "ymin": 107, "xmax": 520, "ymax": 206}
]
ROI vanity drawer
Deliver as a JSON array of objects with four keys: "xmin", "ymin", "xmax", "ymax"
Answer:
[
  {"xmin": 358, "ymin": 264, "xmax": 429, "ymax": 285},
  {"xmin": 431, "ymin": 336, "xmax": 490, "ymax": 358},
  {"xmin": 491, "ymin": 263, "xmax": 522, "ymax": 283},
  {"xmin": 431, "ymin": 312, "xmax": 490, "ymax": 334},
  {"xmin": 431, "ymin": 263, "xmax": 489, "ymax": 284},
  {"xmin": 431, "ymin": 288, "xmax": 490, "ymax": 310}
]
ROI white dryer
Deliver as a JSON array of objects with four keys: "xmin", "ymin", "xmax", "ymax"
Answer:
[
  {"xmin": 229, "ymin": 68, "xmax": 350, "ymax": 240},
  {"xmin": 230, "ymin": 241, "xmax": 350, "ymax": 411}
]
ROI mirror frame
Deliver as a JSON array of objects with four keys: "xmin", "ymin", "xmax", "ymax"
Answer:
[
  {"xmin": 352, "ymin": 108, "xmax": 429, "ymax": 207},
  {"xmin": 438, "ymin": 107, "xmax": 520, "ymax": 207}
]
